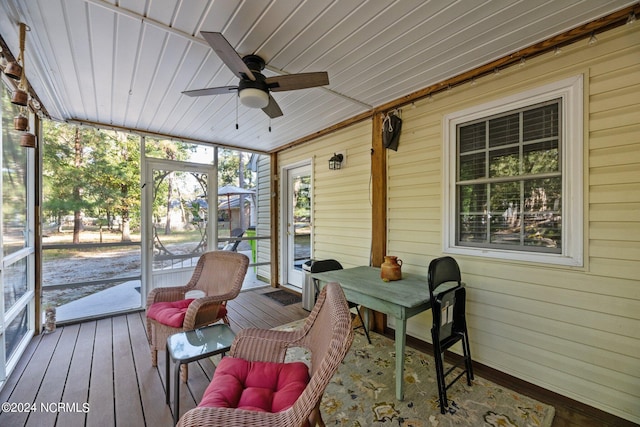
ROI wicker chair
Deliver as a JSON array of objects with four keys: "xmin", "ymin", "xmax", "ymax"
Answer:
[
  {"xmin": 146, "ymin": 251, "xmax": 249, "ymax": 369},
  {"xmin": 177, "ymin": 282, "xmax": 354, "ymax": 427}
]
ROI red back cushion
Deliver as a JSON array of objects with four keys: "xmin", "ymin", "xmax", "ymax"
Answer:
[{"xmin": 199, "ymin": 357, "xmax": 310, "ymax": 413}]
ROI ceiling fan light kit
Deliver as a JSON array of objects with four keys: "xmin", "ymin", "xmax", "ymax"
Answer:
[{"xmin": 239, "ymin": 87, "xmax": 269, "ymax": 109}]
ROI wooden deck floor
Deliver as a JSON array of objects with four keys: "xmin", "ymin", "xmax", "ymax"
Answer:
[
  {"xmin": 1, "ymin": 287, "xmax": 632, "ymax": 427},
  {"xmin": 0, "ymin": 287, "xmax": 308, "ymax": 427}
]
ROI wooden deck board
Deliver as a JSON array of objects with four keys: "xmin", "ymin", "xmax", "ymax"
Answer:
[
  {"xmin": 57, "ymin": 322, "xmax": 95, "ymax": 427},
  {"xmin": 26, "ymin": 324, "xmax": 80, "ymax": 427},
  {"xmin": 0, "ymin": 330, "xmax": 60, "ymax": 426},
  {"xmin": 127, "ymin": 312, "xmax": 173, "ymax": 426},
  {"xmin": 0, "ymin": 333, "xmax": 42, "ymax": 409},
  {"xmin": 113, "ymin": 316, "xmax": 145, "ymax": 426},
  {"xmin": 86, "ymin": 317, "xmax": 115, "ymax": 427},
  {"xmin": 237, "ymin": 290, "xmax": 303, "ymax": 326}
]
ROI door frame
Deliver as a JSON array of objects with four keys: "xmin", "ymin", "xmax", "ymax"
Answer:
[
  {"xmin": 141, "ymin": 157, "xmax": 216, "ymax": 299},
  {"xmin": 280, "ymin": 159, "xmax": 313, "ymax": 289}
]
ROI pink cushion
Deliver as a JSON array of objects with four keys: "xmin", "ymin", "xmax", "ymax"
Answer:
[
  {"xmin": 199, "ymin": 357, "xmax": 310, "ymax": 413},
  {"xmin": 147, "ymin": 298, "xmax": 228, "ymax": 328},
  {"xmin": 147, "ymin": 299, "xmax": 195, "ymax": 328}
]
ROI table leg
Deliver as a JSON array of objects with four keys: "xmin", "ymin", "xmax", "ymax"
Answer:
[
  {"xmin": 395, "ymin": 317, "xmax": 407, "ymax": 401},
  {"xmin": 363, "ymin": 307, "xmax": 370, "ymax": 332},
  {"xmin": 173, "ymin": 362, "xmax": 181, "ymax": 425}
]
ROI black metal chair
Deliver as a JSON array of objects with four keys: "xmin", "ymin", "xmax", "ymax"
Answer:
[
  {"xmin": 310, "ymin": 259, "xmax": 371, "ymax": 344},
  {"xmin": 222, "ymin": 228, "xmax": 244, "ymax": 252},
  {"xmin": 427, "ymin": 256, "xmax": 473, "ymax": 413}
]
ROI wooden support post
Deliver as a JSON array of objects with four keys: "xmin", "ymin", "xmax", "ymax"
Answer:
[
  {"xmin": 371, "ymin": 112, "xmax": 386, "ymax": 267},
  {"xmin": 370, "ymin": 112, "xmax": 387, "ymax": 332}
]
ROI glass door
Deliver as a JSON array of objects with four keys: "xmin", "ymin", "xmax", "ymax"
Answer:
[
  {"xmin": 144, "ymin": 160, "xmax": 215, "ymax": 293},
  {"xmin": 1, "ymin": 85, "xmax": 35, "ymax": 384},
  {"xmin": 284, "ymin": 164, "xmax": 312, "ymax": 289}
]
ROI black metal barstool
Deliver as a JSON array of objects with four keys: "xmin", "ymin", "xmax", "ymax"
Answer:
[
  {"xmin": 311, "ymin": 259, "xmax": 372, "ymax": 344},
  {"xmin": 427, "ymin": 256, "xmax": 473, "ymax": 413}
]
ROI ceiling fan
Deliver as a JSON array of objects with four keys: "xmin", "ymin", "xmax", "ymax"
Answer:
[{"xmin": 183, "ymin": 32, "xmax": 330, "ymax": 118}]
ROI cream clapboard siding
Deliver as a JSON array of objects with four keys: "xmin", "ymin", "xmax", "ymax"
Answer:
[
  {"xmin": 278, "ymin": 120, "xmax": 372, "ymax": 283},
  {"xmin": 255, "ymin": 154, "xmax": 271, "ymax": 282},
  {"xmin": 275, "ymin": 23, "xmax": 638, "ymax": 422},
  {"xmin": 385, "ymin": 24, "xmax": 640, "ymax": 423}
]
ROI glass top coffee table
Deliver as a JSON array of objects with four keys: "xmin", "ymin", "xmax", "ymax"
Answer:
[{"xmin": 166, "ymin": 323, "xmax": 236, "ymax": 425}]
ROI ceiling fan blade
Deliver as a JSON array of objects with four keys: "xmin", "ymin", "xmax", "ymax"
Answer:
[
  {"xmin": 262, "ymin": 95, "xmax": 283, "ymax": 118},
  {"xmin": 201, "ymin": 31, "xmax": 256, "ymax": 81},
  {"xmin": 182, "ymin": 86, "xmax": 238, "ymax": 97},
  {"xmin": 266, "ymin": 72, "xmax": 329, "ymax": 92}
]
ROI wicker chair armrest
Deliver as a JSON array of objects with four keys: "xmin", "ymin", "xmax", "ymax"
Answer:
[
  {"xmin": 229, "ymin": 328, "xmax": 303, "ymax": 363},
  {"xmin": 182, "ymin": 296, "xmax": 224, "ymax": 330},
  {"xmin": 178, "ymin": 406, "xmax": 291, "ymax": 427},
  {"xmin": 146, "ymin": 286, "xmax": 190, "ymax": 307}
]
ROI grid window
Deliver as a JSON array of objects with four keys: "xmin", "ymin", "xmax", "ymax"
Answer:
[
  {"xmin": 444, "ymin": 76, "xmax": 583, "ymax": 266},
  {"xmin": 457, "ymin": 100, "xmax": 562, "ymax": 253}
]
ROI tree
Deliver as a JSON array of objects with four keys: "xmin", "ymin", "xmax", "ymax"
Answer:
[
  {"xmin": 83, "ymin": 131, "xmax": 141, "ymax": 241},
  {"xmin": 42, "ymin": 122, "xmax": 142, "ymax": 242},
  {"xmin": 42, "ymin": 123, "xmax": 95, "ymax": 242}
]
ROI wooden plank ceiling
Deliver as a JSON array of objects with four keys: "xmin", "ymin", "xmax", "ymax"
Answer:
[{"xmin": 0, "ymin": 0, "xmax": 635, "ymax": 153}]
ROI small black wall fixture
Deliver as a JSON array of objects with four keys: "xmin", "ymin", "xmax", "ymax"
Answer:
[
  {"xmin": 329, "ymin": 153, "xmax": 344, "ymax": 170},
  {"xmin": 383, "ymin": 109, "xmax": 402, "ymax": 151}
]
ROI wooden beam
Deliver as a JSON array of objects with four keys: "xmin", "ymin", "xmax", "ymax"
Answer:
[{"xmin": 272, "ymin": 110, "xmax": 373, "ymax": 153}]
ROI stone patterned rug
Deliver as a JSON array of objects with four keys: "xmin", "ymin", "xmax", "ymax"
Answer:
[{"xmin": 279, "ymin": 322, "xmax": 555, "ymax": 427}]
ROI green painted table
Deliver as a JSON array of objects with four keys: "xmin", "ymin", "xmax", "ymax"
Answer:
[{"xmin": 312, "ymin": 265, "xmax": 431, "ymax": 400}]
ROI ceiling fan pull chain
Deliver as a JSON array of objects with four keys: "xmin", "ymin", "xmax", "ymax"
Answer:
[
  {"xmin": 235, "ymin": 94, "xmax": 239, "ymax": 130},
  {"xmin": 269, "ymin": 117, "xmax": 272, "ymax": 132}
]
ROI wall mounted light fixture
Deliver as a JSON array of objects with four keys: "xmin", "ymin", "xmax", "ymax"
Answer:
[{"xmin": 329, "ymin": 153, "xmax": 344, "ymax": 170}]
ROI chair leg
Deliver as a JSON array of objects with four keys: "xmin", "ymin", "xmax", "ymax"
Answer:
[
  {"xmin": 436, "ymin": 352, "xmax": 448, "ymax": 413},
  {"xmin": 355, "ymin": 308, "xmax": 372, "ymax": 344},
  {"xmin": 309, "ymin": 403, "xmax": 325, "ymax": 427},
  {"xmin": 146, "ymin": 319, "xmax": 153, "ymax": 344},
  {"xmin": 431, "ymin": 331, "xmax": 448, "ymax": 414},
  {"xmin": 462, "ymin": 333, "xmax": 474, "ymax": 384},
  {"xmin": 151, "ymin": 348, "xmax": 157, "ymax": 367}
]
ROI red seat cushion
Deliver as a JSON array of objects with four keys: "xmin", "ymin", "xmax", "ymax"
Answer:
[
  {"xmin": 146, "ymin": 299, "xmax": 194, "ymax": 327},
  {"xmin": 199, "ymin": 357, "xmax": 310, "ymax": 413},
  {"xmin": 147, "ymin": 299, "xmax": 228, "ymax": 328}
]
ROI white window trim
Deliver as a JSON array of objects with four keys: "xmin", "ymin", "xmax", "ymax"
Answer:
[{"xmin": 443, "ymin": 75, "xmax": 583, "ymax": 267}]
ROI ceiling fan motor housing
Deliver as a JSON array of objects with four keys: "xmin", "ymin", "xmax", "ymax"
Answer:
[
  {"xmin": 242, "ymin": 54, "xmax": 266, "ymax": 72},
  {"xmin": 239, "ymin": 54, "xmax": 269, "ymax": 93}
]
